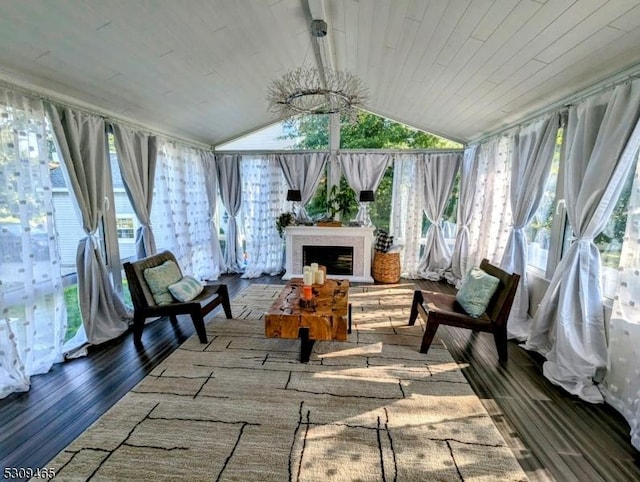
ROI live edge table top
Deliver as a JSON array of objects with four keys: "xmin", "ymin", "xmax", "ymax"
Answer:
[{"xmin": 264, "ymin": 278, "xmax": 349, "ymax": 342}]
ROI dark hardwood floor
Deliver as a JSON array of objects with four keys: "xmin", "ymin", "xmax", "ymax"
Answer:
[{"xmin": 1, "ymin": 274, "xmax": 638, "ymax": 481}]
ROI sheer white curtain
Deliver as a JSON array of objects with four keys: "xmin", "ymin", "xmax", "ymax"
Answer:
[
  {"xmin": 111, "ymin": 123, "xmax": 158, "ymax": 259},
  {"xmin": 417, "ymin": 152, "xmax": 461, "ymax": 280},
  {"xmin": 525, "ymin": 80, "xmax": 640, "ymax": 403},
  {"xmin": 241, "ymin": 155, "xmax": 288, "ymax": 278},
  {"xmin": 276, "ymin": 152, "xmax": 327, "ymax": 221},
  {"xmin": 0, "ymin": 89, "xmax": 66, "ymax": 398},
  {"xmin": 501, "ymin": 113, "xmax": 560, "ymax": 340},
  {"xmin": 601, "ymin": 150, "xmax": 640, "ymax": 450},
  {"xmin": 390, "ymin": 154, "xmax": 425, "ymax": 278},
  {"xmin": 447, "ymin": 145, "xmax": 480, "ymax": 287},
  {"xmin": 467, "ymin": 135, "xmax": 513, "ymax": 269},
  {"xmin": 201, "ymin": 151, "xmax": 226, "ymax": 279},
  {"xmin": 151, "ymin": 142, "xmax": 217, "ymax": 280},
  {"xmin": 47, "ymin": 104, "xmax": 130, "ymax": 346}
]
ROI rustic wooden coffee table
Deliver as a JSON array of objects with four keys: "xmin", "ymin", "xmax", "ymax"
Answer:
[{"xmin": 265, "ymin": 278, "xmax": 350, "ymax": 362}]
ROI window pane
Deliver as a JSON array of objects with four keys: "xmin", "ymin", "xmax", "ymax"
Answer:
[
  {"xmin": 369, "ymin": 164, "xmax": 394, "ymax": 232},
  {"xmin": 526, "ymin": 128, "xmax": 563, "ymax": 271},
  {"xmin": 597, "ymin": 152, "xmax": 636, "ymax": 298},
  {"xmin": 306, "ymin": 167, "xmax": 328, "ymax": 220},
  {"xmin": 107, "ymin": 134, "xmax": 137, "ymax": 263}
]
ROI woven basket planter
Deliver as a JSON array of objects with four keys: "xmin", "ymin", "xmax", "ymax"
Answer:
[{"xmin": 372, "ymin": 251, "xmax": 401, "ymax": 284}]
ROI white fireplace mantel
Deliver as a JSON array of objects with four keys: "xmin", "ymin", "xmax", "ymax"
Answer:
[{"xmin": 284, "ymin": 225, "xmax": 374, "ymax": 283}]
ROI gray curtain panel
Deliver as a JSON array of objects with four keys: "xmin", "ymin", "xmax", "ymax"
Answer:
[
  {"xmin": 46, "ymin": 104, "xmax": 130, "ymax": 345},
  {"xmin": 112, "ymin": 123, "xmax": 158, "ymax": 259},
  {"xmin": 216, "ymin": 153, "xmax": 244, "ymax": 273},
  {"xmin": 525, "ymin": 80, "xmax": 640, "ymax": 403},
  {"xmin": 276, "ymin": 152, "xmax": 327, "ymax": 220},
  {"xmin": 417, "ymin": 152, "xmax": 461, "ymax": 280},
  {"xmin": 201, "ymin": 151, "xmax": 227, "ymax": 278},
  {"xmin": 447, "ymin": 145, "xmax": 479, "ymax": 287},
  {"xmin": 339, "ymin": 153, "xmax": 391, "ymax": 193},
  {"xmin": 339, "ymin": 153, "xmax": 391, "ymax": 224},
  {"xmin": 500, "ymin": 112, "xmax": 560, "ymax": 340}
]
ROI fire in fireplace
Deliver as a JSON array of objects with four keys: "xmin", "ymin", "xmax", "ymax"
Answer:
[{"xmin": 303, "ymin": 245, "xmax": 354, "ymax": 276}]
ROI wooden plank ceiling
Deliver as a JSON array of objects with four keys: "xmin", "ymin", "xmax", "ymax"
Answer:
[{"xmin": 1, "ymin": 0, "xmax": 639, "ymax": 145}]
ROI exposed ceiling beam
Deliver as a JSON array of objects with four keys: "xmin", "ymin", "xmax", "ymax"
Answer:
[{"xmin": 306, "ymin": 0, "xmax": 336, "ymax": 74}]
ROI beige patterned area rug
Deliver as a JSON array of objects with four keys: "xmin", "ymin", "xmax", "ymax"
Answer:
[{"xmin": 49, "ymin": 283, "xmax": 528, "ymax": 481}]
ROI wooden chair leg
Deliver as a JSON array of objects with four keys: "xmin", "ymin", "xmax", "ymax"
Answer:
[
  {"xmin": 494, "ymin": 328, "xmax": 508, "ymax": 363},
  {"xmin": 408, "ymin": 290, "xmax": 423, "ymax": 326},
  {"xmin": 190, "ymin": 309, "xmax": 208, "ymax": 343},
  {"xmin": 218, "ymin": 284, "xmax": 233, "ymax": 319},
  {"xmin": 419, "ymin": 319, "xmax": 439, "ymax": 354},
  {"xmin": 133, "ymin": 313, "xmax": 146, "ymax": 345}
]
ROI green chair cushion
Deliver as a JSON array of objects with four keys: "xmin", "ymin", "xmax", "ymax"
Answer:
[
  {"xmin": 456, "ymin": 267, "xmax": 500, "ymax": 317},
  {"xmin": 143, "ymin": 260, "xmax": 182, "ymax": 305},
  {"xmin": 168, "ymin": 275, "xmax": 204, "ymax": 302}
]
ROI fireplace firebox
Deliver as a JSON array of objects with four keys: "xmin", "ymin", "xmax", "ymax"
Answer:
[{"xmin": 303, "ymin": 245, "xmax": 354, "ymax": 275}]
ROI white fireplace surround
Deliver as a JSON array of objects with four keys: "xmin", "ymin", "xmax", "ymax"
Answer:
[{"xmin": 284, "ymin": 226, "xmax": 374, "ymax": 283}]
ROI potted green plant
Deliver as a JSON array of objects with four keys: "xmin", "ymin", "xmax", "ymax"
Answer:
[
  {"xmin": 326, "ymin": 185, "xmax": 356, "ymax": 221},
  {"xmin": 276, "ymin": 211, "xmax": 296, "ymax": 238}
]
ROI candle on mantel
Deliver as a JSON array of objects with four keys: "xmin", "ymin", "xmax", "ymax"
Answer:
[{"xmin": 315, "ymin": 269, "xmax": 325, "ymax": 285}]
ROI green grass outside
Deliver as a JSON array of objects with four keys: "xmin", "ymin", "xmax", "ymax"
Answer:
[
  {"xmin": 63, "ymin": 282, "xmax": 132, "ymax": 342},
  {"xmin": 5, "ymin": 282, "xmax": 132, "ymax": 342}
]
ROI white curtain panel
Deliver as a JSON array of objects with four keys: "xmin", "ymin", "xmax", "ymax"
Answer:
[
  {"xmin": 467, "ymin": 135, "xmax": 513, "ymax": 270},
  {"xmin": 111, "ymin": 123, "xmax": 158, "ymax": 260},
  {"xmin": 276, "ymin": 152, "xmax": 327, "ymax": 220},
  {"xmin": 417, "ymin": 152, "xmax": 461, "ymax": 280},
  {"xmin": 200, "ymin": 151, "xmax": 227, "ymax": 279},
  {"xmin": 0, "ymin": 89, "xmax": 66, "ymax": 398},
  {"xmin": 501, "ymin": 112, "xmax": 560, "ymax": 340},
  {"xmin": 216, "ymin": 153, "xmax": 244, "ymax": 273},
  {"xmin": 601, "ymin": 150, "xmax": 640, "ymax": 450},
  {"xmin": 241, "ymin": 155, "xmax": 288, "ymax": 278},
  {"xmin": 151, "ymin": 142, "xmax": 217, "ymax": 280},
  {"xmin": 390, "ymin": 154, "xmax": 425, "ymax": 278},
  {"xmin": 340, "ymin": 153, "xmax": 391, "ymax": 223},
  {"xmin": 446, "ymin": 145, "xmax": 480, "ymax": 287},
  {"xmin": 46, "ymin": 104, "xmax": 131, "ymax": 345},
  {"xmin": 525, "ymin": 80, "xmax": 640, "ymax": 403}
]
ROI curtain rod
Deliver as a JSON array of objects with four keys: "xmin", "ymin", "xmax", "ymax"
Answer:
[
  {"xmin": 0, "ymin": 75, "xmax": 212, "ymax": 151},
  {"xmin": 470, "ymin": 62, "xmax": 640, "ymax": 146},
  {"xmin": 213, "ymin": 148, "xmax": 464, "ymax": 156}
]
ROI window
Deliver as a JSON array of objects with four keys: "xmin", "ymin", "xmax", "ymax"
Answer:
[
  {"xmin": 525, "ymin": 128, "xmax": 563, "ymax": 272},
  {"xmin": 369, "ymin": 164, "xmax": 394, "ymax": 232},
  {"xmin": 116, "ymin": 217, "xmax": 135, "ymax": 240},
  {"xmin": 595, "ymin": 152, "xmax": 637, "ymax": 298}
]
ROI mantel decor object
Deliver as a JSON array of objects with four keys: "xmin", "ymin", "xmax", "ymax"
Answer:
[{"xmin": 356, "ymin": 190, "xmax": 375, "ymax": 227}]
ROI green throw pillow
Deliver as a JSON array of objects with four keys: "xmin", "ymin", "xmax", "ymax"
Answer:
[
  {"xmin": 168, "ymin": 275, "xmax": 204, "ymax": 302},
  {"xmin": 455, "ymin": 267, "xmax": 500, "ymax": 318},
  {"xmin": 143, "ymin": 260, "xmax": 182, "ymax": 305}
]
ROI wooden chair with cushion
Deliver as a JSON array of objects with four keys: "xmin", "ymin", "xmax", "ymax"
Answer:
[
  {"xmin": 407, "ymin": 259, "xmax": 520, "ymax": 362},
  {"xmin": 123, "ymin": 250, "xmax": 232, "ymax": 345}
]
